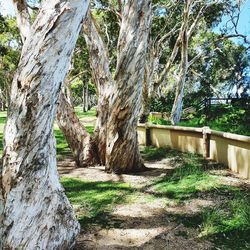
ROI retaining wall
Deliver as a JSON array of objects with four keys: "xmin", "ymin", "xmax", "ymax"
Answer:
[{"xmin": 137, "ymin": 124, "xmax": 250, "ymax": 180}]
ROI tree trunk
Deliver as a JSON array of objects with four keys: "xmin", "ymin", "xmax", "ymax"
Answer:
[
  {"xmin": 105, "ymin": 0, "xmax": 152, "ymax": 174},
  {"xmin": 57, "ymin": 92, "xmax": 98, "ymax": 167},
  {"xmin": 12, "ymin": 0, "xmax": 31, "ymax": 43},
  {"xmin": 170, "ymin": 4, "xmax": 189, "ymax": 125},
  {"xmin": 82, "ymin": 79, "xmax": 89, "ymax": 112},
  {"xmin": 65, "ymin": 80, "xmax": 74, "ymax": 107},
  {"xmin": 83, "ymin": 12, "xmax": 113, "ymax": 165},
  {"xmin": 139, "ymin": 65, "xmax": 151, "ymax": 123},
  {"xmin": 0, "ymin": 0, "xmax": 89, "ymax": 248}
]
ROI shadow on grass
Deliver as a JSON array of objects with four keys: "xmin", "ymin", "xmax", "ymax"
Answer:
[
  {"xmin": 140, "ymin": 146, "xmax": 181, "ymax": 162},
  {"xmin": 61, "ymin": 177, "xmax": 135, "ymax": 230},
  {"xmin": 143, "ymin": 147, "xmax": 250, "ymax": 249}
]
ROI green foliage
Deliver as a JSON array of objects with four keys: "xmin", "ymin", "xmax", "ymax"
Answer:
[
  {"xmin": 150, "ymin": 94, "xmax": 175, "ymax": 114},
  {"xmin": 0, "ymin": 16, "xmax": 21, "ymax": 105},
  {"xmin": 148, "ymin": 114, "xmax": 170, "ymax": 126},
  {"xmin": 178, "ymin": 104, "xmax": 250, "ymax": 136}
]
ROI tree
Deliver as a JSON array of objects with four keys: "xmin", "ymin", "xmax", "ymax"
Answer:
[
  {"xmin": 105, "ymin": 0, "xmax": 152, "ymax": 173},
  {"xmin": 0, "ymin": 0, "xmax": 89, "ymax": 248},
  {"xmin": 58, "ymin": 2, "xmax": 152, "ymax": 173}
]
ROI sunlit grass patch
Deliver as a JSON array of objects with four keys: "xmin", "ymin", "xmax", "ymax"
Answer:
[
  {"xmin": 61, "ymin": 177, "xmax": 136, "ymax": 229},
  {"xmin": 74, "ymin": 106, "xmax": 96, "ymax": 120},
  {"xmin": 149, "ymin": 150, "xmax": 222, "ymax": 199},
  {"xmin": 201, "ymin": 192, "xmax": 250, "ymax": 237}
]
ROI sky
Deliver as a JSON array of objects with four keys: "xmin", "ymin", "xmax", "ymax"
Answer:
[{"xmin": 0, "ymin": 0, "xmax": 250, "ymax": 38}]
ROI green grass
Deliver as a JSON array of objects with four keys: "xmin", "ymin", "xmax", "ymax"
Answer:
[
  {"xmin": 74, "ymin": 106, "xmax": 96, "ymax": 120},
  {"xmin": 61, "ymin": 177, "xmax": 136, "ymax": 230},
  {"xmin": 0, "ymin": 107, "xmax": 95, "ymax": 158},
  {"xmin": 149, "ymin": 148, "xmax": 222, "ymax": 200},
  {"xmin": 142, "ymin": 147, "xmax": 250, "ymax": 249}
]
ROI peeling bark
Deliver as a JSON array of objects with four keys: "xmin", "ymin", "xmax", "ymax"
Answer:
[
  {"xmin": 12, "ymin": 0, "xmax": 31, "ymax": 43},
  {"xmin": 0, "ymin": 0, "xmax": 89, "ymax": 248},
  {"xmin": 105, "ymin": 0, "xmax": 152, "ymax": 173}
]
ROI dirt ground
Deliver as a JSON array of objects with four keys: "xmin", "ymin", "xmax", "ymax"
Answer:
[{"xmin": 58, "ymin": 155, "xmax": 250, "ymax": 250}]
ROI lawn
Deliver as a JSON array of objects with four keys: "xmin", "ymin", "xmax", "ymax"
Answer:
[
  {"xmin": 61, "ymin": 147, "xmax": 250, "ymax": 249},
  {"xmin": 0, "ymin": 108, "xmax": 249, "ymax": 249},
  {"xmin": 0, "ymin": 107, "xmax": 96, "ymax": 158}
]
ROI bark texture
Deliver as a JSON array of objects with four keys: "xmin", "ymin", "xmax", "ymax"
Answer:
[
  {"xmin": 105, "ymin": 0, "xmax": 152, "ymax": 173},
  {"xmin": 12, "ymin": 0, "xmax": 31, "ymax": 43},
  {"xmin": 0, "ymin": 0, "xmax": 89, "ymax": 248}
]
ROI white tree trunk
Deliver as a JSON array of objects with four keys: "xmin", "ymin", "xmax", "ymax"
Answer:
[
  {"xmin": 170, "ymin": 2, "xmax": 190, "ymax": 125},
  {"xmin": 0, "ymin": 0, "xmax": 89, "ymax": 248},
  {"xmin": 105, "ymin": 0, "xmax": 152, "ymax": 173},
  {"xmin": 12, "ymin": 0, "xmax": 31, "ymax": 43},
  {"xmin": 83, "ymin": 11, "xmax": 113, "ymax": 165}
]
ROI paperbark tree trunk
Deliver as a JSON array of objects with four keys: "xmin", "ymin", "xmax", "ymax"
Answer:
[
  {"xmin": 139, "ymin": 65, "xmax": 151, "ymax": 123},
  {"xmin": 12, "ymin": 0, "xmax": 31, "ymax": 43},
  {"xmin": 57, "ymin": 92, "xmax": 98, "ymax": 167},
  {"xmin": 105, "ymin": 0, "xmax": 152, "ymax": 173},
  {"xmin": 0, "ymin": 0, "xmax": 89, "ymax": 248},
  {"xmin": 83, "ymin": 12, "xmax": 113, "ymax": 165},
  {"xmin": 170, "ymin": 3, "xmax": 190, "ymax": 125}
]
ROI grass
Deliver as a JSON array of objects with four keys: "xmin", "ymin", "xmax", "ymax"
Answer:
[
  {"xmin": 148, "ymin": 148, "xmax": 222, "ymax": 200},
  {"xmin": 61, "ymin": 177, "xmax": 136, "ymax": 230},
  {"xmin": 0, "ymin": 107, "xmax": 96, "ymax": 159},
  {"xmin": 74, "ymin": 106, "xmax": 96, "ymax": 120},
  {"xmin": 142, "ymin": 146, "xmax": 250, "ymax": 249},
  {"xmin": 0, "ymin": 109, "xmax": 249, "ymax": 248}
]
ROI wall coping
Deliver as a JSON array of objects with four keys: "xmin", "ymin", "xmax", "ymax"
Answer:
[
  {"xmin": 138, "ymin": 123, "xmax": 250, "ymax": 143},
  {"xmin": 210, "ymin": 130, "xmax": 250, "ymax": 143},
  {"xmin": 138, "ymin": 123, "xmax": 203, "ymax": 133}
]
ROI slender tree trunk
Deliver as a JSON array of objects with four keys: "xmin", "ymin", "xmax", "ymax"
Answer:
[
  {"xmin": 0, "ymin": 0, "xmax": 89, "ymax": 248},
  {"xmin": 82, "ymin": 79, "xmax": 89, "ymax": 112},
  {"xmin": 105, "ymin": 0, "xmax": 152, "ymax": 173},
  {"xmin": 139, "ymin": 65, "xmax": 151, "ymax": 123},
  {"xmin": 139, "ymin": 41, "xmax": 156, "ymax": 122},
  {"xmin": 65, "ymin": 80, "xmax": 74, "ymax": 107},
  {"xmin": 83, "ymin": 12, "xmax": 113, "ymax": 165},
  {"xmin": 170, "ymin": 4, "xmax": 189, "ymax": 125},
  {"xmin": 57, "ymin": 92, "xmax": 98, "ymax": 167}
]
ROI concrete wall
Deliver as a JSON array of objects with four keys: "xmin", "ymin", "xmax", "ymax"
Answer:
[{"xmin": 137, "ymin": 124, "xmax": 250, "ymax": 180}]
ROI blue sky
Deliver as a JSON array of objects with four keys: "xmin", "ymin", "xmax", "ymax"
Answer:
[{"xmin": 1, "ymin": 0, "xmax": 250, "ymax": 38}]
